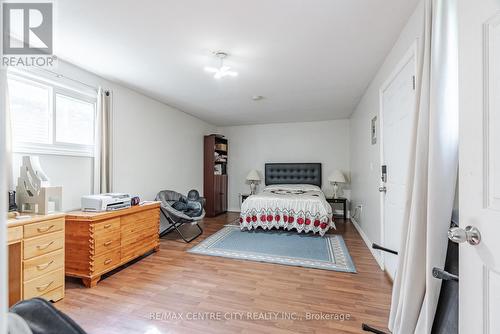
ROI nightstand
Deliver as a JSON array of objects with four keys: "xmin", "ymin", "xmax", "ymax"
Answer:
[
  {"xmin": 326, "ymin": 197, "xmax": 347, "ymax": 219},
  {"xmin": 240, "ymin": 193, "xmax": 251, "ymax": 208}
]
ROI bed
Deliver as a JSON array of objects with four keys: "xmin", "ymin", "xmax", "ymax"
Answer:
[{"xmin": 239, "ymin": 163, "xmax": 334, "ymax": 236}]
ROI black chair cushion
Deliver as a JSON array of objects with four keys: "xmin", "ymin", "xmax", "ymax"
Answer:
[{"xmin": 10, "ymin": 298, "xmax": 87, "ymax": 334}]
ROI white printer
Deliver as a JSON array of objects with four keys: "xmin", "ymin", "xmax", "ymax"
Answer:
[{"xmin": 81, "ymin": 193, "xmax": 132, "ymax": 212}]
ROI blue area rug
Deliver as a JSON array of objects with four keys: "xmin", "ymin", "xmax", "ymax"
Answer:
[{"xmin": 188, "ymin": 225, "xmax": 356, "ymax": 273}]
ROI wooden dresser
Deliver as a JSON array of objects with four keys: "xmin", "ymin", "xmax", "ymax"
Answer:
[
  {"xmin": 8, "ymin": 213, "xmax": 66, "ymax": 306},
  {"xmin": 65, "ymin": 202, "xmax": 161, "ymax": 288}
]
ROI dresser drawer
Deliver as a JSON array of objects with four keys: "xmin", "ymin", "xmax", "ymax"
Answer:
[
  {"xmin": 23, "ymin": 268, "xmax": 64, "ymax": 299},
  {"xmin": 8, "ymin": 226, "xmax": 23, "ymax": 244},
  {"xmin": 24, "ymin": 218, "xmax": 64, "ymax": 238},
  {"xmin": 92, "ymin": 248, "xmax": 120, "ymax": 275},
  {"xmin": 121, "ymin": 211, "xmax": 159, "ymax": 230},
  {"xmin": 94, "ymin": 232, "xmax": 121, "ymax": 254},
  {"xmin": 94, "ymin": 218, "xmax": 120, "ymax": 234},
  {"xmin": 24, "ymin": 250, "xmax": 64, "ymax": 282},
  {"xmin": 39, "ymin": 286, "xmax": 64, "ymax": 302},
  {"xmin": 24, "ymin": 231, "xmax": 64, "ymax": 260},
  {"xmin": 122, "ymin": 224, "xmax": 158, "ymax": 247},
  {"xmin": 121, "ymin": 212, "xmax": 159, "ymax": 238}
]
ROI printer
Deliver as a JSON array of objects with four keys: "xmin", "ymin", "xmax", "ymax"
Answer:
[{"xmin": 81, "ymin": 193, "xmax": 132, "ymax": 212}]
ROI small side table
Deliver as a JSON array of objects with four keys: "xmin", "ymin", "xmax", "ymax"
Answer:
[
  {"xmin": 240, "ymin": 193, "xmax": 251, "ymax": 208},
  {"xmin": 326, "ymin": 197, "xmax": 347, "ymax": 219}
]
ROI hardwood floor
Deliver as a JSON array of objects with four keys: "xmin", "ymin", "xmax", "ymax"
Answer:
[{"xmin": 55, "ymin": 213, "xmax": 392, "ymax": 334}]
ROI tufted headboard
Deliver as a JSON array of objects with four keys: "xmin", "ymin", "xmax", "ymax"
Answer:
[{"xmin": 265, "ymin": 163, "xmax": 322, "ymax": 187}]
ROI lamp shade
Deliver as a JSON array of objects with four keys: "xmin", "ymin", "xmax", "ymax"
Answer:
[
  {"xmin": 328, "ymin": 170, "xmax": 346, "ymax": 183},
  {"xmin": 246, "ymin": 169, "xmax": 261, "ymax": 181}
]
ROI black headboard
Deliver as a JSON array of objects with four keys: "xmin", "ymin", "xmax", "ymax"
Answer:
[{"xmin": 265, "ymin": 163, "xmax": 322, "ymax": 187}]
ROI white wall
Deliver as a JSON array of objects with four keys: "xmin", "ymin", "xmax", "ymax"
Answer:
[
  {"xmin": 111, "ymin": 86, "xmax": 216, "ymax": 201},
  {"xmin": 219, "ymin": 120, "xmax": 351, "ymax": 212},
  {"xmin": 11, "ymin": 60, "xmax": 216, "ymax": 211},
  {"xmin": 12, "ymin": 154, "xmax": 94, "ymax": 211},
  {"xmin": 349, "ymin": 1, "xmax": 423, "ymax": 253}
]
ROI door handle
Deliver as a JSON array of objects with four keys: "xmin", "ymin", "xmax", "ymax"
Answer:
[
  {"xmin": 448, "ymin": 226, "xmax": 481, "ymax": 246},
  {"xmin": 378, "ymin": 186, "xmax": 387, "ymax": 193}
]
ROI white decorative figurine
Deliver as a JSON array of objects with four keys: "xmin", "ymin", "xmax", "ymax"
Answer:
[{"xmin": 16, "ymin": 156, "xmax": 62, "ymax": 214}]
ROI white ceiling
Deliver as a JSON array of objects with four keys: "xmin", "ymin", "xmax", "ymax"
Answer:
[{"xmin": 55, "ymin": 0, "xmax": 419, "ymax": 126}]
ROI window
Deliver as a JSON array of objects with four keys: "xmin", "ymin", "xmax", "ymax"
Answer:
[
  {"xmin": 8, "ymin": 72, "xmax": 97, "ymax": 157},
  {"xmin": 9, "ymin": 78, "xmax": 51, "ymax": 144},
  {"xmin": 55, "ymin": 94, "xmax": 95, "ymax": 146}
]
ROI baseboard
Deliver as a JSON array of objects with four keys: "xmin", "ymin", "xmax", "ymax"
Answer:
[{"xmin": 350, "ymin": 217, "xmax": 384, "ymax": 270}]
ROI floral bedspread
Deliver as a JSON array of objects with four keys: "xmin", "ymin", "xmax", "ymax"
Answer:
[{"xmin": 239, "ymin": 184, "xmax": 334, "ymax": 236}]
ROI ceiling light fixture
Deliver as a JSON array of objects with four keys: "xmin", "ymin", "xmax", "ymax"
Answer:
[
  {"xmin": 252, "ymin": 95, "xmax": 264, "ymax": 101},
  {"xmin": 204, "ymin": 51, "xmax": 238, "ymax": 79}
]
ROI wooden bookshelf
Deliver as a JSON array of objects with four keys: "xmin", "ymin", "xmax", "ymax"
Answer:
[{"xmin": 204, "ymin": 135, "xmax": 228, "ymax": 217}]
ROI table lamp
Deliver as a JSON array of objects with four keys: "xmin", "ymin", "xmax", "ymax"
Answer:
[
  {"xmin": 328, "ymin": 170, "xmax": 346, "ymax": 199},
  {"xmin": 246, "ymin": 169, "xmax": 261, "ymax": 195}
]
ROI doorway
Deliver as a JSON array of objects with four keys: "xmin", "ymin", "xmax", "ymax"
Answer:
[{"xmin": 379, "ymin": 43, "xmax": 418, "ymax": 280}]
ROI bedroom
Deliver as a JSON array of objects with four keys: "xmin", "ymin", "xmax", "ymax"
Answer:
[{"xmin": 0, "ymin": 0, "xmax": 498, "ymax": 333}]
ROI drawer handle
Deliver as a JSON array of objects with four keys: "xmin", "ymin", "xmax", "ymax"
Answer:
[
  {"xmin": 104, "ymin": 259, "xmax": 113, "ymax": 265},
  {"xmin": 36, "ymin": 241, "xmax": 55, "ymax": 250},
  {"xmin": 104, "ymin": 224, "xmax": 112, "ymax": 229},
  {"xmin": 37, "ymin": 225, "xmax": 55, "ymax": 233},
  {"xmin": 36, "ymin": 280, "xmax": 54, "ymax": 292},
  {"xmin": 103, "ymin": 241, "xmax": 113, "ymax": 247},
  {"xmin": 36, "ymin": 260, "xmax": 54, "ymax": 271}
]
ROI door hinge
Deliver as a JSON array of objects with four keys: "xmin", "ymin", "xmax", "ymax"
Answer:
[{"xmin": 412, "ymin": 75, "xmax": 416, "ymax": 90}]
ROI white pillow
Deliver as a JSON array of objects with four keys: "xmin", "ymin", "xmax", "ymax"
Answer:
[{"xmin": 264, "ymin": 184, "xmax": 321, "ymax": 192}]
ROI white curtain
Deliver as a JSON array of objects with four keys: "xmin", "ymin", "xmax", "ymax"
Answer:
[
  {"xmin": 388, "ymin": 0, "xmax": 458, "ymax": 333},
  {"xmin": 94, "ymin": 88, "xmax": 113, "ymax": 194},
  {"xmin": 0, "ymin": 67, "xmax": 8, "ymax": 334},
  {"xmin": 4, "ymin": 73, "xmax": 13, "ymax": 191}
]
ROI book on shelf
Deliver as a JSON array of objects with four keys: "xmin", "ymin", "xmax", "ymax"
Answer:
[
  {"xmin": 214, "ymin": 152, "xmax": 227, "ymax": 163},
  {"xmin": 214, "ymin": 164, "xmax": 222, "ymax": 175}
]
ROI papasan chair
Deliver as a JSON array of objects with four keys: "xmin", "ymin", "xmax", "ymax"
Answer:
[{"xmin": 155, "ymin": 190, "xmax": 205, "ymax": 243}]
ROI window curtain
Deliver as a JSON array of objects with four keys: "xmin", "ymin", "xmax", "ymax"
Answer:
[
  {"xmin": 388, "ymin": 0, "xmax": 458, "ymax": 333},
  {"xmin": 5, "ymin": 72, "xmax": 13, "ymax": 191},
  {"xmin": 0, "ymin": 67, "xmax": 8, "ymax": 334},
  {"xmin": 94, "ymin": 88, "xmax": 112, "ymax": 194}
]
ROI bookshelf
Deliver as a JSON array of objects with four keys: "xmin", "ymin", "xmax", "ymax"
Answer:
[{"xmin": 204, "ymin": 135, "xmax": 228, "ymax": 217}]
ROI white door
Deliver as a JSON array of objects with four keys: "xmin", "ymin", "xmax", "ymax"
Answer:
[
  {"xmin": 380, "ymin": 46, "xmax": 417, "ymax": 280},
  {"xmin": 458, "ymin": 0, "xmax": 500, "ymax": 333}
]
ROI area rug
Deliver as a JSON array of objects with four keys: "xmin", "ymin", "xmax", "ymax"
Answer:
[{"xmin": 188, "ymin": 225, "xmax": 356, "ymax": 273}]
